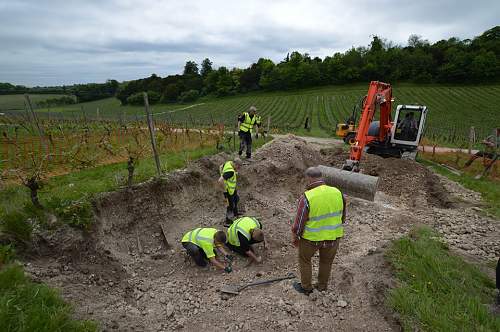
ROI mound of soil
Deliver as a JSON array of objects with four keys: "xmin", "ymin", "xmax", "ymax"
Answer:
[{"xmin": 24, "ymin": 135, "xmax": 500, "ymax": 331}]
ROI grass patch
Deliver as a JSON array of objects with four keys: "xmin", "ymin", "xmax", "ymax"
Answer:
[
  {"xmin": 418, "ymin": 156, "xmax": 500, "ymax": 218},
  {"xmin": 0, "ymin": 264, "xmax": 97, "ymax": 332},
  {"xmin": 387, "ymin": 227, "xmax": 499, "ymax": 331}
]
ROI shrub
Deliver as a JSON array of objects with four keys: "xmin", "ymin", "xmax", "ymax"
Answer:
[
  {"xmin": 0, "ymin": 211, "xmax": 33, "ymax": 243},
  {"xmin": 178, "ymin": 89, "xmax": 200, "ymax": 103},
  {"xmin": 126, "ymin": 91, "xmax": 160, "ymax": 105},
  {"xmin": 46, "ymin": 198, "xmax": 93, "ymax": 229}
]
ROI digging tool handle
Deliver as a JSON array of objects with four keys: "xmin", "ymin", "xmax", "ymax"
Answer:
[{"xmin": 239, "ymin": 275, "xmax": 296, "ymax": 291}]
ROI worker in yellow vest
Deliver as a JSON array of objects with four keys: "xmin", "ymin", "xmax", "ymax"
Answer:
[
  {"xmin": 291, "ymin": 167, "xmax": 346, "ymax": 294},
  {"xmin": 238, "ymin": 106, "xmax": 259, "ymax": 159},
  {"xmin": 218, "ymin": 158, "xmax": 242, "ymax": 225},
  {"xmin": 226, "ymin": 216, "xmax": 266, "ymax": 264},
  {"xmin": 181, "ymin": 228, "xmax": 233, "ymax": 273}
]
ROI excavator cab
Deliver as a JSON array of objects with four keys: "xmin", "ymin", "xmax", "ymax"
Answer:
[{"xmin": 391, "ymin": 105, "xmax": 428, "ymax": 147}]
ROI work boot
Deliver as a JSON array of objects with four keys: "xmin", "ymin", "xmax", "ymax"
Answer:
[{"xmin": 293, "ymin": 281, "xmax": 312, "ymax": 295}]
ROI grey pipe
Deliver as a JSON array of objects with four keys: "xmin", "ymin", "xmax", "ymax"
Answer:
[{"xmin": 317, "ymin": 165, "xmax": 379, "ymax": 201}]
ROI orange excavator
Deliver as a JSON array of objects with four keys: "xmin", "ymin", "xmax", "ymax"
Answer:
[{"xmin": 320, "ymin": 81, "xmax": 428, "ymax": 200}]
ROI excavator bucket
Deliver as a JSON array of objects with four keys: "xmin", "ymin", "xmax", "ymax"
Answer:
[{"xmin": 318, "ymin": 165, "xmax": 379, "ymax": 201}]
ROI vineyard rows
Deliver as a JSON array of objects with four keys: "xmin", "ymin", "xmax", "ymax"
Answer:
[{"xmin": 2, "ymin": 84, "xmax": 499, "ymax": 146}]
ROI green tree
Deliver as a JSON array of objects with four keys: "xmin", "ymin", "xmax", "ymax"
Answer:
[{"xmin": 183, "ymin": 61, "xmax": 199, "ymax": 76}]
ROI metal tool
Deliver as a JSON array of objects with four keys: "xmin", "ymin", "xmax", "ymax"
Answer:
[{"xmin": 220, "ymin": 272, "xmax": 296, "ymax": 295}]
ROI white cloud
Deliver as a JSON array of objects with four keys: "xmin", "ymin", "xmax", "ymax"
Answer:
[{"xmin": 0, "ymin": 0, "xmax": 498, "ymax": 85}]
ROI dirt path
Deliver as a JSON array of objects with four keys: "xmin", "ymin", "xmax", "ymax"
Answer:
[{"xmin": 25, "ymin": 135, "xmax": 499, "ymax": 331}]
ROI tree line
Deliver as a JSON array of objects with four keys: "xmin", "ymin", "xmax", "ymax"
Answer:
[
  {"xmin": 0, "ymin": 80, "xmax": 119, "ymax": 103},
  {"xmin": 116, "ymin": 26, "xmax": 499, "ymax": 104},
  {"xmin": 2, "ymin": 26, "xmax": 498, "ymax": 105}
]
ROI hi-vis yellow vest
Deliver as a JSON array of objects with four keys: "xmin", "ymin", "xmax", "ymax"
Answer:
[
  {"xmin": 239, "ymin": 112, "xmax": 256, "ymax": 132},
  {"xmin": 181, "ymin": 228, "xmax": 217, "ymax": 258},
  {"xmin": 228, "ymin": 217, "xmax": 261, "ymax": 247},
  {"xmin": 220, "ymin": 161, "xmax": 237, "ymax": 195},
  {"xmin": 302, "ymin": 185, "xmax": 344, "ymax": 241}
]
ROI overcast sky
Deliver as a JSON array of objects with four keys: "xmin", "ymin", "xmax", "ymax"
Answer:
[{"xmin": 1, "ymin": 0, "xmax": 498, "ymax": 86}]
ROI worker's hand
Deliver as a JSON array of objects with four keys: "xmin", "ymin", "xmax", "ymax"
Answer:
[
  {"xmin": 224, "ymin": 266, "xmax": 232, "ymax": 273},
  {"xmin": 292, "ymin": 234, "xmax": 299, "ymax": 248},
  {"xmin": 255, "ymin": 256, "xmax": 262, "ymax": 264},
  {"xmin": 225, "ymin": 254, "xmax": 234, "ymax": 262}
]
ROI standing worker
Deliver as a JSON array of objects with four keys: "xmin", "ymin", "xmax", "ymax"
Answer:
[
  {"xmin": 226, "ymin": 216, "xmax": 266, "ymax": 264},
  {"xmin": 291, "ymin": 167, "xmax": 346, "ymax": 295},
  {"xmin": 238, "ymin": 106, "xmax": 259, "ymax": 159},
  {"xmin": 181, "ymin": 227, "xmax": 233, "ymax": 273},
  {"xmin": 219, "ymin": 158, "xmax": 242, "ymax": 225}
]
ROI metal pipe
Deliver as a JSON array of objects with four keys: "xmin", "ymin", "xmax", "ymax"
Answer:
[{"xmin": 318, "ymin": 165, "xmax": 379, "ymax": 201}]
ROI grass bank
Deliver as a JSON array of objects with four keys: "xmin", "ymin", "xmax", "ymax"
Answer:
[
  {"xmin": 0, "ymin": 262, "xmax": 97, "ymax": 332},
  {"xmin": 387, "ymin": 227, "xmax": 499, "ymax": 331},
  {"xmin": 418, "ymin": 154, "xmax": 500, "ymax": 218}
]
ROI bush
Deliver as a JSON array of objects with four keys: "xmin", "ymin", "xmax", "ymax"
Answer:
[
  {"xmin": 0, "ymin": 244, "xmax": 15, "ymax": 266},
  {"xmin": 46, "ymin": 198, "xmax": 93, "ymax": 229},
  {"xmin": 0, "ymin": 211, "xmax": 32, "ymax": 243},
  {"xmin": 0, "ymin": 264, "xmax": 97, "ymax": 331},
  {"xmin": 126, "ymin": 91, "xmax": 160, "ymax": 105},
  {"xmin": 178, "ymin": 89, "xmax": 200, "ymax": 103}
]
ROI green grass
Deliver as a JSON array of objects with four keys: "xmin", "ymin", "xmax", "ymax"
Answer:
[
  {"xmin": 418, "ymin": 157, "xmax": 500, "ymax": 218},
  {"xmin": 5, "ymin": 83, "xmax": 499, "ymax": 142},
  {"xmin": 387, "ymin": 227, "xmax": 500, "ymax": 332},
  {"xmin": 0, "ymin": 94, "xmax": 69, "ymax": 111},
  {"xmin": 0, "ymin": 264, "xmax": 97, "ymax": 332}
]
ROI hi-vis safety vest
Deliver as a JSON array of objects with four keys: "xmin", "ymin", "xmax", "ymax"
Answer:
[
  {"xmin": 302, "ymin": 185, "xmax": 344, "ymax": 242},
  {"xmin": 181, "ymin": 228, "xmax": 218, "ymax": 258},
  {"xmin": 239, "ymin": 112, "xmax": 257, "ymax": 132},
  {"xmin": 220, "ymin": 161, "xmax": 237, "ymax": 195},
  {"xmin": 228, "ymin": 217, "xmax": 261, "ymax": 247}
]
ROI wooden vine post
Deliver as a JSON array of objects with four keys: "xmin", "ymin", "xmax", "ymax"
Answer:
[{"xmin": 143, "ymin": 92, "xmax": 162, "ymax": 176}]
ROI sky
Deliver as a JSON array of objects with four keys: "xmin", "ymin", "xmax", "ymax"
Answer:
[{"xmin": 0, "ymin": 0, "xmax": 498, "ymax": 87}]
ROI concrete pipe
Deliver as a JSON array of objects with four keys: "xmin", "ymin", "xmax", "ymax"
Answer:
[{"xmin": 317, "ymin": 165, "xmax": 379, "ymax": 201}]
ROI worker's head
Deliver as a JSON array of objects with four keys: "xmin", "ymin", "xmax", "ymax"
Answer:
[
  {"xmin": 214, "ymin": 231, "xmax": 227, "ymax": 245},
  {"xmin": 249, "ymin": 106, "xmax": 257, "ymax": 115},
  {"xmin": 304, "ymin": 166, "xmax": 322, "ymax": 184},
  {"xmin": 250, "ymin": 228, "xmax": 264, "ymax": 242},
  {"xmin": 233, "ymin": 158, "xmax": 242, "ymax": 170}
]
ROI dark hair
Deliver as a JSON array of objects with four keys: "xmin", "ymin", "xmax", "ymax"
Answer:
[{"xmin": 214, "ymin": 231, "xmax": 227, "ymax": 244}]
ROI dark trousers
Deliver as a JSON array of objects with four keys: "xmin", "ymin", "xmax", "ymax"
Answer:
[
  {"xmin": 225, "ymin": 191, "xmax": 239, "ymax": 218},
  {"xmin": 239, "ymin": 131, "xmax": 252, "ymax": 158},
  {"xmin": 226, "ymin": 242, "xmax": 255, "ymax": 256},
  {"xmin": 182, "ymin": 242, "xmax": 208, "ymax": 267}
]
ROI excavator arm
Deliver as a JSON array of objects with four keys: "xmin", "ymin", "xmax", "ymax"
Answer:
[{"xmin": 343, "ymin": 81, "xmax": 393, "ymax": 171}]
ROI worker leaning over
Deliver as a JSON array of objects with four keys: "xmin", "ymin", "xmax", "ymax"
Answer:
[
  {"xmin": 218, "ymin": 158, "xmax": 242, "ymax": 225},
  {"xmin": 238, "ymin": 106, "xmax": 259, "ymax": 159},
  {"xmin": 291, "ymin": 167, "xmax": 346, "ymax": 295},
  {"xmin": 181, "ymin": 228, "xmax": 233, "ymax": 273},
  {"xmin": 226, "ymin": 216, "xmax": 266, "ymax": 264}
]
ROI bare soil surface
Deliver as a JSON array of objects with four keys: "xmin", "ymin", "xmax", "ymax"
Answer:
[{"xmin": 25, "ymin": 135, "xmax": 500, "ymax": 331}]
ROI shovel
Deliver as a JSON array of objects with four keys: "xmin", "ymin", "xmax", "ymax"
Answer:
[{"xmin": 220, "ymin": 273, "xmax": 296, "ymax": 295}]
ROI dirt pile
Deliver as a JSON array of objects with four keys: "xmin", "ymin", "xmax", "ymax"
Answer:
[{"xmin": 24, "ymin": 135, "xmax": 499, "ymax": 331}]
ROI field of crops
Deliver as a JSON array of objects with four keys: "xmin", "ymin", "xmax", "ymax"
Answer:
[
  {"xmin": 0, "ymin": 94, "xmax": 69, "ymax": 111},
  {"xmin": 2, "ymin": 83, "xmax": 499, "ymax": 144}
]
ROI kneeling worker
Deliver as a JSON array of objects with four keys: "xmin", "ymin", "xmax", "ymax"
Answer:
[
  {"xmin": 181, "ymin": 228, "xmax": 232, "ymax": 273},
  {"xmin": 226, "ymin": 217, "xmax": 265, "ymax": 263}
]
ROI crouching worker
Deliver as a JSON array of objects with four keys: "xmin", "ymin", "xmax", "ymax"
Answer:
[
  {"xmin": 226, "ymin": 217, "xmax": 265, "ymax": 264},
  {"xmin": 181, "ymin": 228, "xmax": 232, "ymax": 273}
]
